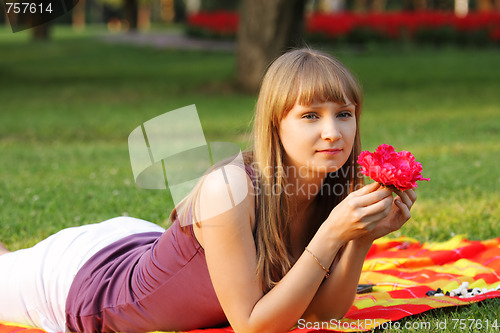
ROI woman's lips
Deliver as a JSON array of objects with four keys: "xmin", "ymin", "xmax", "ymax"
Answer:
[{"xmin": 316, "ymin": 149, "xmax": 343, "ymax": 155}]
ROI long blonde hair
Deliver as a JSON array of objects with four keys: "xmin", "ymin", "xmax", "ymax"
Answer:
[
  {"xmin": 170, "ymin": 48, "xmax": 364, "ymax": 293},
  {"xmin": 252, "ymin": 48, "xmax": 364, "ymax": 292}
]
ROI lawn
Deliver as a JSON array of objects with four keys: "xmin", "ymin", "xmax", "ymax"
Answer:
[{"xmin": 0, "ymin": 26, "xmax": 499, "ymax": 332}]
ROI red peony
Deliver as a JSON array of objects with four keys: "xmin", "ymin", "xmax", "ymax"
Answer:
[{"xmin": 357, "ymin": 144, "xmax": 430, "ymax": 191}]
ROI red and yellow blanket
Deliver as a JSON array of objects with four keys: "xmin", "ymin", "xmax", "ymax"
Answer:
[{"xmin": 2, "ymin": 236, "xmax": 499, "ymax": 333}]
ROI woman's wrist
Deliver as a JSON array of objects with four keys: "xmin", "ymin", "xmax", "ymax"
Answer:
[
  {"xmin": 305, "ymin": 221, "xmax": 348, "ymax": 267},
  {"xmin": 351, "ymin": 236, "xmax": 374, "ymax": 253},
  {"xmin": 319, "ymin": 220, "xmax": 350, "ymax": 249}
]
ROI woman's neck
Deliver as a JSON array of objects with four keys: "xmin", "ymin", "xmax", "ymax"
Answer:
[
  {"xmin": 280, "ymin": 161, "xmax": 330, "ymax": 258},
  {"xmin": 286, "ymin": 171, "xmax": 326, "ymax": 260},
  {"xmin": 288, "ymin": 197, "xmax": 323, "ymax": 261},
  {"xmin": 286, "ymin": 167, "xmax": 326, "ymax": 207}
]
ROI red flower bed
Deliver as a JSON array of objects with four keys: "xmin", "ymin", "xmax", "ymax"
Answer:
[
  {"xmin": 187, "ymin": 11, "xmax": 238, "ymax": 38},
  {"xmin": 305, "ymin": 11, "xmax": 500, "ymax": 44},
  {"xmin": 186, "ymin": 10, "xmax": 500, "ymax": 44}
]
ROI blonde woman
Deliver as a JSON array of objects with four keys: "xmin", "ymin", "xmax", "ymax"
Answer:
[{"xmin": 0, "ymin": 48, "xmax": 416, "ymax": 333}]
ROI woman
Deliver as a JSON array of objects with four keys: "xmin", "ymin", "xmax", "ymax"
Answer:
[{"xmin": 0, "ymin": 48, "xmax": 416, "ymax": 333}]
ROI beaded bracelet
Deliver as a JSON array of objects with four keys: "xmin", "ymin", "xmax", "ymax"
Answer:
[{"xmin": 305, "ymin": 247, "xmax": 330, "ymax": 278}]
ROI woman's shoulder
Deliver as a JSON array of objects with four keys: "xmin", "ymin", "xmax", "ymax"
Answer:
[
  {"xmin": 196, "ymin": 163, "xmax": 256, "ymax": 223},
  {"xmin": 192, "ymin": 163, "xmax": 257, "ymax": 248}
]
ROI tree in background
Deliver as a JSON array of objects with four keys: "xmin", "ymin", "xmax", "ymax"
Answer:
[
  {"xmin": 8, "ymin": 11, "xmax": 52, "ymax": 40},
  {"xmin": 199, "ymin": 0, "xmax": 239, "ymax": 11},
  {"xmin": 236, "ymin": 0, "xmax": 307, "ymax": 92},
  {"xmin": 123, "ymin": 0, "xmax": 138, "ymax": 30},
  {"xmin": 32, "ymin": 20, "xmax": 51, "ymax": 40}
]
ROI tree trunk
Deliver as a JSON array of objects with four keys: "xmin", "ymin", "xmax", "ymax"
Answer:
[
  {"xmin": 236, "ymin": 0, "xmax": 307, "ymax": 93},
  {"xmin": 72, "ymin": 0, "xmax": 86, "ymax": 31},
  {"xmin": 478, "ymin": 0, "xmax": 493, "ymax": 11},
  {"xmin": 30, "ymin": 11, "xmax": 51, "ymax": 41},
  {"xmin": 123, "ymin": 0, "xmax": 138, "ymax": 31},
  {"xmin": 138, "ymin": 3, "xmax": 151, "ymax": 30},
  {"xmin": 413, "ymin": 0, "xmax": 427, "ymax": 10},
  {"xmin": 4, "ymin": 11, "xmax": 10, "ymax": 27},
  {"xmin": 372, "ymin": 0, "xmax": 387, "ymax": 12},
  {"xmin": 32, "ymin": 23, "xmax": 50, "ymax": 40},
  {"xmin": 354, "ymin": 0, "xmax": 367, "ymax": 12}
]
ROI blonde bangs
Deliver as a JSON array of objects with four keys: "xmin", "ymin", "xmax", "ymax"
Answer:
[
  {"xmin": 273, "ymin": 51, "xmax": 361, "ymax": 122},
  {"xmin": 296, "ymin": 62, "xmax": 346, "ymax": 106}
]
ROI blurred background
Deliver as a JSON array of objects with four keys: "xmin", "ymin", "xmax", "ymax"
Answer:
[
  {"xmin": 1, "ymin": 1, "xmax": 500, "ymax": 328},
  {"xmin": 0, "ymin": 0, "xmax": 499, "ymax": 247}
]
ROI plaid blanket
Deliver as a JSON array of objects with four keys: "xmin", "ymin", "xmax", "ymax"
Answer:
[{"xmin": 2, "ymin": 236, "xmax": 499, "ymax": 333}]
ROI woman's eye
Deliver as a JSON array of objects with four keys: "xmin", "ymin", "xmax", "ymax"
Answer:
[
  {"xmin": 302, "ymin": 113, "xmax": 319, "ymax": 120},
  {"xmin": 337, "ymin": 111, "xmax": 353, "ymax": 118}
]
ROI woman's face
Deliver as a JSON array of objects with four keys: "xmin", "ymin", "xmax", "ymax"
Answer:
[{"xmin": 278, "ymin": 98, "xmax": 357, "ymax": 177}]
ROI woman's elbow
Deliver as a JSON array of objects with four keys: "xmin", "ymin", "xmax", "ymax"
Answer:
[
  {"xmin": 232, "ymin": 318, "xmax": 295, "ymax": 333},
  {"xmin": 305, "ymin": 305, "xmax": 351, "ymax": 323},
  {"xmin": 233, "ymin": 325, "xmax": 289, "ymax": 333}
]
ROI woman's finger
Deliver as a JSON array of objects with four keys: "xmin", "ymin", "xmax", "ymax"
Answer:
[
  {"xmin": 356, "ymin": 187, "xmax": 393, "ymax": 207},
  {"xmin": 394, "ymin": 198, "xmax": 412, "ymax": 221},
  {"xmin": 362, "ymin": 209, "xmax": 390, "ymax": 227},
  {"xmin": 392, "ymin": 189, "xmax": 413, "ymax": 209},
  {"xmin": 359, "ymin": 194, "xmax": 393, "ymax": 221},
  {"xmin": 406, "ymin": 188, "xmax": 417, "ymax": 203},
  {"xmin": 355, "ymin": 182, "xmax": 381, "ymax": 196}
]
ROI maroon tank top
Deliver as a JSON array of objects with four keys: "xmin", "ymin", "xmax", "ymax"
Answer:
[
  {"xmin": 65, "ymin": 218, "xmax": 227, "ymax": 332},
  {"xmin": 65, "ymin": 163, "xmax": 256, "ymax": 332}
]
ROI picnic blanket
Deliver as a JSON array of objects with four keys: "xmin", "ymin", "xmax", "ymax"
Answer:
[{"xmin": 2, "ymin": 235, "xmax": 500, "ymax": 333}]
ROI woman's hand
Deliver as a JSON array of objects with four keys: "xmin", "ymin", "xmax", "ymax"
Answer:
[
  {"xmin": 357, "ymin": 186, "xmax": 417, "ymax": 243},
  {"xmin": 324, "ymin": 182, "xmax": 394, "ymax": 244}
]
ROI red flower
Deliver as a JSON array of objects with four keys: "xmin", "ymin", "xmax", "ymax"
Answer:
[{"xmin": 357, "ymin": 144, "xmax": 430, "ymax": 191}]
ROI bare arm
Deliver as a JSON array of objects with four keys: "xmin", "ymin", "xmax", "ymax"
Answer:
[
  {"xmin": 198, "ymin": 167, "xmax": 343, "ymax": 333},
  {"xmin": 301, "ymin": 239, "xmax": 372, "ymax": 322},
  {"xmin": 302, "ymin": 186, "xmax": 417, "ymax": 321},
  {"xmin": 197, "ymin": 169, "xmax": 396, "ymax": 333}
]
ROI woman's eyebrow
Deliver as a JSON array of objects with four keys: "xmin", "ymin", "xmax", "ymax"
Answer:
[
  {"xmin": 340, "ymin": 103, "xmax": 355, "ymax": 108},
  {"xmin": 304, "ymin": 103, "xmax": 355, "ymax": 109}
]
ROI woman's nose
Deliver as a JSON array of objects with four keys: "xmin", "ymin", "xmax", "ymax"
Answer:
[{"xmin": 321, "ymin": 120, "xmax": 342, "ymax": 141}]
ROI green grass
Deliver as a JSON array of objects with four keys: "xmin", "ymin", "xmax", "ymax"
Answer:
[{"xmin": 0, "ymin": 26, "xmax": 499, "ymax": 332}]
